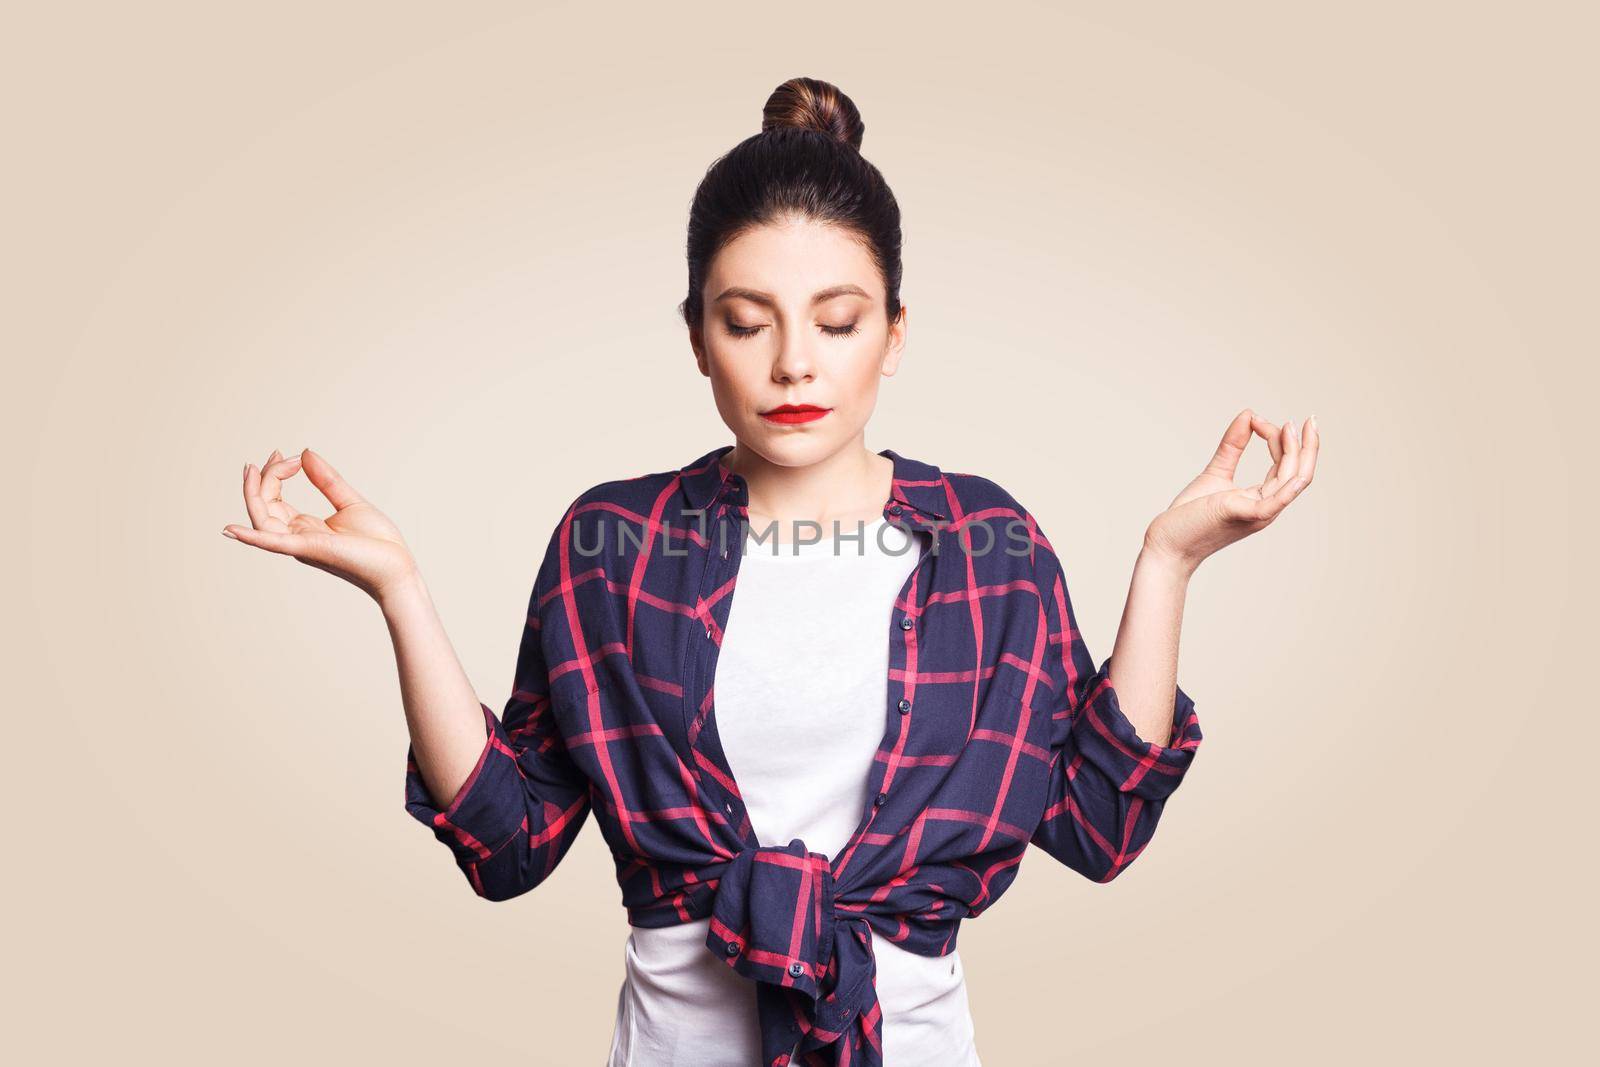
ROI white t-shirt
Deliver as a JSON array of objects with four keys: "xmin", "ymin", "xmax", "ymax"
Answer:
[{"xmin": 606, "ymin": 517, "xmax": 983, "ymax": 1066}]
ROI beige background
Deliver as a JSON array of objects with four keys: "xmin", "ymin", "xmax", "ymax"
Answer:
[{"xmin": 8, "ymin": 1, "xmax": 1595, "ymax": 1063}]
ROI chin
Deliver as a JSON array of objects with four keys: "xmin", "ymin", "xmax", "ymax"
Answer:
[
  {"xmin": 774, "ymin": 435, "xmax": 851, "ymax": 467},
  {"xmin": 744, "ymin": 428, "xmax": 842, "ymax": 468}
]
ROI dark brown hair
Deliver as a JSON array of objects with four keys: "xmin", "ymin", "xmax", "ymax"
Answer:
[{"xmin": 679, "ymin": 76, "xmax": 904, "ymax": 330}]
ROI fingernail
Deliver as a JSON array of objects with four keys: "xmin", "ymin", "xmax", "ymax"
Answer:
[
  {"xmin": 1288, "ymin": 419, "xmax": 1298, "ymax": 440},
  {"xmin": 221, "ymin": 528, "xmax": 238, "ymax": 540},
  {"xmin": 1309, "ymin": 414, "xmax": 1318, "ymax": 432}
]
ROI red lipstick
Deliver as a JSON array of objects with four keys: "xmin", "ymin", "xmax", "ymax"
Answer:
[{"xmin": 760, "ymin": 403, "xmax": 831, "ymax": 425}]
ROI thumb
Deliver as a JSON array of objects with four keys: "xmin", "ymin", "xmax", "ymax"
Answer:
[{"xmin": 299, "ymin": 448, "xmax": 367, "ymax": 511}]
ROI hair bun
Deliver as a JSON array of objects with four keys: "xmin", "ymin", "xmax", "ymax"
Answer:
[{"xmin": 761, "ymin": 76, "xmax": 864, "ymax": 150}]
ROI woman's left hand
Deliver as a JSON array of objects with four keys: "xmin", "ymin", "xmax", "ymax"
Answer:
[{"xmin": 1142, "ymin": 408, "xmax": 1320, "ymax": 572}]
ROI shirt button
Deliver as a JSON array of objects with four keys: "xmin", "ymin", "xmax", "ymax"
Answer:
[
  {"xmin": 787, "ymin": 961, "xmax": 805, "ymax": 978},
  {"xmin": 889, "ymin": 503, "xmax": 903, "ymax": 516},
  {"xmin": 897, "ymin": 698, "xmax": 911, "ymax": 714},
  {"xmin": 726, "ymin": 942, "xmax": 740, "ymax": 957},
  {"xmin": 874, "ymin": 791, "xmax": 887, "ymax": 806},
  {"xmin": 899, "ymin": 616, "xmax": 913, "ymax": 630}
]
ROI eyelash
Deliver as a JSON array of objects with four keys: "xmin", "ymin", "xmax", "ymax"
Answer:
[{"xmin": 726, "ymin": 323, "xmax": 860, "ymax": 340}]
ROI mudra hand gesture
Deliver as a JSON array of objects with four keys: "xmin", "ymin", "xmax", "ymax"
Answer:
[
  {"xmin": 1143, "ymin": 409, "xmax": 1321, "ymax": 573},
  {"xmin": 222, "ymin": 448, "xmax": 419, "ymax": 602}
]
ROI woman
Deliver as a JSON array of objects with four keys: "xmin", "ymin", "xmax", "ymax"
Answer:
[{"xmin": 223, "ymin": 77, "xmax": 1318, "ymax": 1067}]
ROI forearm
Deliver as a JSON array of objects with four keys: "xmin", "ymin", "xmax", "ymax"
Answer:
[
  {"xmin": 380, "ymin": 571, "xmax": 492, "ymax": 812},
  {"xmin": 1105, "ymin": 542, "xmax": 1195, "ymax": 747}
]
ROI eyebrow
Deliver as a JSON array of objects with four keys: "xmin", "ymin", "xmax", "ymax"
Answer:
[{"xmin": 712, "ymin": 284, "xmax": 871, "ymax": 307}]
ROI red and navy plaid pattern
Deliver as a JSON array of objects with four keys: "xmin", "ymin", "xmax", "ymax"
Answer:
[{"xmin": 405, "ymin": 443, "xmax": 1203, "ymax": 1066}]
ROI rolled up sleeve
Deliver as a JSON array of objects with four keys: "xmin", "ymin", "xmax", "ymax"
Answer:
[
  {"xmin": 1028, "ymin": 557, "xmax": 1202, "ymax": 882},
  {"xmin": 403, "ymin": 568, "xmax": 593, "ymax": 901}
]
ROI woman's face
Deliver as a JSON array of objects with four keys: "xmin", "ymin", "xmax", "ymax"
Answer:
[{"xmin": 691, "ymin": 215, "xmax": 906, "ymax": 470}]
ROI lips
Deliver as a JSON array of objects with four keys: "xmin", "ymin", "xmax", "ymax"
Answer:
[{"xmin": 760, "ymin": 404, "xmax": 831, "ymax": 425}]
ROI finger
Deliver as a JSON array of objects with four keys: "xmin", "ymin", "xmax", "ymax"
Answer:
[
  {"xmin": 1225, "ymin": 481, "xmax": 1292, "ymax": 525},
  {"xmin": 242, "ymin": 463, "xmax": 276, "ymax": 531},
  {"xmin": 1263, "ymin": 418, "xmax": 1302, "ymax": 495},
  {"xmin": 243, "ymin": 460, "xmax": 296, "ymax": 532},
  {"xmin": 1264, "ymin": 416, "xmax": 1317, "ymax": 510},
  {"xmin": 1250, "ymin": 415, "xmax": 1283, "ymax": 467},
  {"xmin": 257, "ymin": 449, "xmax": 283, "ymax": 504},
  {"xmin": 1246, "ymin": 415, "xmax": 1283, "ymax": 490},
  {"xmin": 257, "ymin": 449, "xmax": 293, "ymax": 505},
  {"xmin": 286, "ymin": 509, "xmax": 334, "ymax": 537},
  {"xmin": 222, "ymin": 522, "xmax": 314, "ymax": 557},
  {"xmin": 1264, "ymin": 463, "xmax": 1309, "ymax": 516},
  {"xmin": 261, "ymin": 455, "xmax": 305, "ymax": 524},
  {"xmin": 1200, "ymin": 409, "xmax": 1256, "ymax": 482},
  {"xmin": 1254, "ymin": 440, "xmax": 1313, "ymax": 520},
  {"xmin": 300, "ymin": 449, "xmax": 367, "ymax": 511},
  {"xmin": 1296, "ymin": 414, "xmax": 1319, "ymax": 489},
  {"xmin": 266, "ymin": 496, "xmax": 299, "ymax": 526}
]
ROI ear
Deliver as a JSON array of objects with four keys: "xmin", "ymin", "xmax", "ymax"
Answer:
[
  {"xmin": 880, "ymin": 305, "xmax": 908, "ymax": 377},
  {"xmin": 689, "ymin": 324, "xmax": 709, "ymax": 377}
]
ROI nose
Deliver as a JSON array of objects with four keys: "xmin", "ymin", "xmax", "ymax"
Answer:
[{"xmin": 771, "ymin": 332, "xmax": 816, "ymax": 385}]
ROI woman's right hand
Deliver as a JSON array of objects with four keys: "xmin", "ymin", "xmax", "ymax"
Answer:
[{"xmin": 223, "ymin": 447, "xmax": 420, "ymax": 603}]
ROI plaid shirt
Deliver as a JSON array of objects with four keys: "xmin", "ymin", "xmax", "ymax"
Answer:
[{"xmin": 404, "ymin": 443, "xmax": 1203, "ymax": 1067}]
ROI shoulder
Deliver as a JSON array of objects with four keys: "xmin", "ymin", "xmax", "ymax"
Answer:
[
  {"xmin": 566, "ymin": 465, "xmax": 674, "ymax": 512},
  {"xmin": 940, "ymin": 467, "xmax": 1030, "ymax": 520},
  {"xmin": 541, "ymin": 456, "xmax": 693, "ymax": 531},
  {"xmin": 937, "ymin": 464, "xmax": 1066, "ymax": 590},
  {"xmin": 535, "ymin": 460, "xmax": 688, "ymax": 571}
]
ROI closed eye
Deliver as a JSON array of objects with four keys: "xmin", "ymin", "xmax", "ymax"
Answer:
[{"xmin": 726, "ymin": 323, "xmax": 861, "ymax": 340}]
